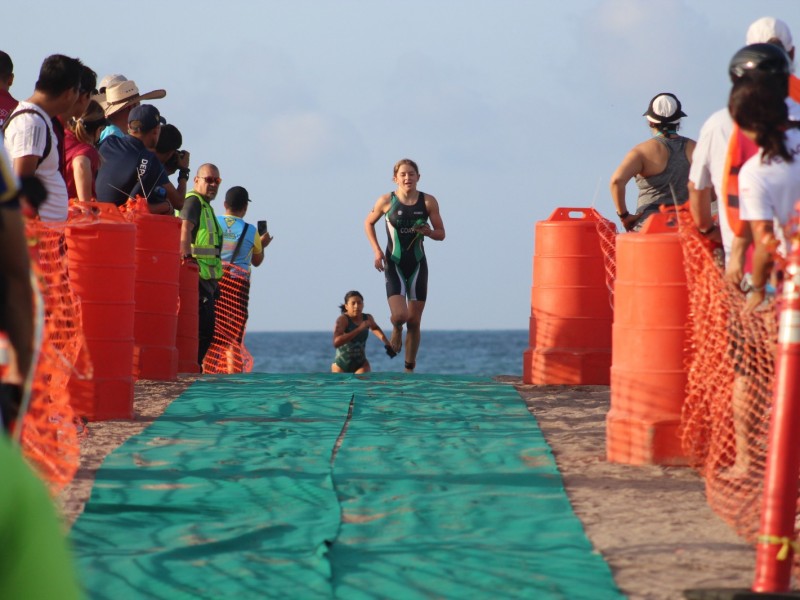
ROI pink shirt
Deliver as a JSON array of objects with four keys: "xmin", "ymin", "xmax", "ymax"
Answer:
[{"xmin": 64, "ymin": 129, "xmax": 100, "ymax": 200}]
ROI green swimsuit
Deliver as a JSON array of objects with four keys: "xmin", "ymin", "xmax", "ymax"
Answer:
[{"xmin": 334, "ymin": 314, "xmax": 371, "ymax": 372}]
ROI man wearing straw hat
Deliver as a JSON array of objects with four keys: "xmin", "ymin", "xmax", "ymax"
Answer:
[{"xmin": 97, "ymin": 79, "xmax": 166, "ymax": 144}]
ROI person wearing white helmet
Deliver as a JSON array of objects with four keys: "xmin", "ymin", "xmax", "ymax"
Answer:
[{"xmin": 610, "ymin": 92, "xmax": 696, "ymax": 231}]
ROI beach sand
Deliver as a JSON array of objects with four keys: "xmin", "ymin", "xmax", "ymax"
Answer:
[{"xmin": 59, "ymin": 376, "xmax": 756, "ymax": 600}]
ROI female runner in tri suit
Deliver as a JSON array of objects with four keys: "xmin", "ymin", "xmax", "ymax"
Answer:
[
  {"xmin": 364, "ymin": 159, "xmax": 446, "ymax": 372},
  {"xmin": 331, "ymin": 290, "xmax": 394, "ymax": 374}
]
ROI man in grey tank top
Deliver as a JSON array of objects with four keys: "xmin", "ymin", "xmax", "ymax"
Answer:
[{"xmin": 610, "ymin": 93, "xmax": 697, "ymax": 231}]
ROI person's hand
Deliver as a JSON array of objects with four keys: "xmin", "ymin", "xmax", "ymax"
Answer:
[
  {"xmin": 177, "ymin": 150, "xmax": 190, "ymax": 170},
  {"xmin": 412, "ymin": 223, "xmax": 432, "ymax": 237},
  {"xmin": 743, "ymin": 288, "xmax": 766, "ymax": 313},
  {"xmin": 725, "ymin": 259, "xmax": 745, "ymax": 287},
  {"xmin": 374, "ymin": 252, "xmax": 386, "ymax": 272},
  {"xmin": 384, "ymin": 344, "xmax": 397, "ymax": 358},
  {"xmin": 621, "ymin": 213, "xmax": 639, "ymax": 232},
  {"xmin": 261, "ymin": 232, "xmax": 273, "ymax": 247}
]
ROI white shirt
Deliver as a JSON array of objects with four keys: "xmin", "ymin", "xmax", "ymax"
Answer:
[
  {"xmin": 689, "ymin": 108, "xmax": 735, "ymax": 259},
  {"xmin": 2, "ymin": 101, "xmax": 68, "ymax": 222},
  {"xmin": 739, "ymin": 127, "xmax": 800, "ymax": 247},
  {"xmin": 689, "ymin": 98, "xmax": 800, "ymax": 261}
]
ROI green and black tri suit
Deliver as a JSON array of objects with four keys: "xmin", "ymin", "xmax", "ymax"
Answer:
[
  {"xmin": 334, "ymin": 314, "xmax": 372, "ymax": 372},
  {"xmin": 384, "ymin": 192, "xmax": 429, "ymax": 301}
]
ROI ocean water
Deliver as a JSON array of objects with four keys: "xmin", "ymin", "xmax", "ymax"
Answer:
[{"xmin": 243, "ymin": 330, "xmax": 528, "ymax": 376}]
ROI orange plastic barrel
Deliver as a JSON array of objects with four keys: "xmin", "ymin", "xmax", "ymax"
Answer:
[
  {"xmin": 606, "ymin": 211, "xmax": 689, "ymax": 465},
  {"xmin": 176, "ymin": 260, "xmax": 201, "ymax": 373},
  {"xmin": 132, "ymin": 212, "xmax": 181, "ymax": 380},
  {"xmin": 66, "ymin": 204, "xmax": 136, "ymax": 420},
  {"xmin": 523, "ymin": 207, "xmax": 613, "ymax": 384}
]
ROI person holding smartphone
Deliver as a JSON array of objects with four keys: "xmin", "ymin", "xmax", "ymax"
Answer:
[{"xmin": 207, "ymin": 186, "xmax": 272, "ymax": 371}]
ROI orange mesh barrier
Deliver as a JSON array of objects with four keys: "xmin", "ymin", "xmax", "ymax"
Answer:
[
  {"xmin": 202, "ymin": 264, "xmax": 254, "ymax": 374},
  {"xmin": 18, "ymin": 219, "xmax": 91, "ymax": 494},
  {"xmin": 678, "ymin": 211, "xmax": 777, "ymax": 542},
  {"xmin": 598, "ymin": 209, "xmax": 778, "ymax": 546},
  {"xmin": 595, "ymin": 213, "xmax": 618, "ymax": 310}
]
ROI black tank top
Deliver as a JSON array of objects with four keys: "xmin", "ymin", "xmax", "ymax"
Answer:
[{"xmin": 385, "ymin": 192, "xmax": 429, "ymax": 263}]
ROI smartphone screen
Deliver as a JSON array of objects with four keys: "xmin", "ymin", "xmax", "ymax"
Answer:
[{"xmin": 257, "ymin": 220, "xmax": 267, "ymax": 235}]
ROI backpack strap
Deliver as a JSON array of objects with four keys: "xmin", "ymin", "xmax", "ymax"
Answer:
[
  {"xmin": 2, "ymin": 109, "xmax": 52, "ymax": 167},
  {"xmin": 230, "ymin": 223, "xmax": 251, "ymax": 264}
]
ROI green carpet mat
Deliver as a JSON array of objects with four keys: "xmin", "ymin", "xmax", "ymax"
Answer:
[{"xmin": 70, "ymin": 374, "xmax": 622, "ymax": 599}]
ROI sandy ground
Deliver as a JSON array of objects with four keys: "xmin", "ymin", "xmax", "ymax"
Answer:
[{"xmin": 58, "ymin": 376, "xmax": 756, "ymax": 600}]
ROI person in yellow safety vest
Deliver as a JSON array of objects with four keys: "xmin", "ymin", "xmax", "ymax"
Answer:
[{"xmin": 180, "ymin": 163, "xmax": 223, "ymax": 367}]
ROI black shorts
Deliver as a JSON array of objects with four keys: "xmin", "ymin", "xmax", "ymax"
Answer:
[{"xmin": 385, "ymin": 255, "xmax": 428, "ymax": 302}]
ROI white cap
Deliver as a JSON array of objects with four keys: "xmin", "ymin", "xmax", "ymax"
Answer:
[
  {"xmin": 746, "ymin": 17, "xmax": 794, "ymax": 53},
  {"xmin": 643, "ymin": 92, "xmax": 686, "ymax": 124}
]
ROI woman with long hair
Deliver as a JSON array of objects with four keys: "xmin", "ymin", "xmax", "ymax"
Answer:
[
  {"xmin": 731, "ymin": 71, "xmax": 800, "ymax": 311},
  {"xmin": 64, "ymin": 99, "xmax": 106, "ymax": 202}
]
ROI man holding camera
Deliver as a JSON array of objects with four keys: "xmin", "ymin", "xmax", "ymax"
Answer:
[{"xmin": 95, "ymin": 104, "xmax": 189, "ymax": 213}]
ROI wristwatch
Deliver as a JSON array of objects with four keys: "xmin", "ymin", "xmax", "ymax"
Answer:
[
  {"xmin": 177, "ymin": 168, "xmax": 191, "ymax": 181},
  {"xmin": 617, "ymin": 210, "xmax": 630, "ymax": 219},
  {"xmin": 698, "ymin": 224, "xmax": 717, "ymax": 235}
]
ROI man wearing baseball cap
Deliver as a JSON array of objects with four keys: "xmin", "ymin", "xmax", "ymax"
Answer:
[
  {"xmin": 208, "ymin": 186, "xmax": 273, "ymax": 371},
  {"xmin": 95, "ymin": 104, "xmax": 188, "ymax": 212}
]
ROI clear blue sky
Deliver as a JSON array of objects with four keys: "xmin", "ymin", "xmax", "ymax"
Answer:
[{"xmin": 4, "ymin": 1, "xmax": 800, "ymax": 331}]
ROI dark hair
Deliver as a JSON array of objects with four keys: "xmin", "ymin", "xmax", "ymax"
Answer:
[
  {"xmin": 0, "ymin": 51, "xmax": 12, "ymax": 79},
  {"xmin": 649, "ymin": 122, "xmax": 681, "ymax": 136},
  {"xmin": 729, "ymin": 74, "xmax": 793, "ymax": 163},
  {"xmin": 339, "ymin": 290, "xmax": 363, "ymax": 313},
  {"xmin": 79, "ymin": 65, "xmax": 97, "ymax": 95},
  {"xmin": 35, "ymin": 54, "xmax": 84, "ymax": 96},
  {"xmin": 156, "ymin": 123, "xmax": 183, "ymax": 154}
]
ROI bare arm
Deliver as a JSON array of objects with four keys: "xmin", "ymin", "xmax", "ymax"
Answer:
[
  {"xmin": 365, "ymin": 195, "xmax": 390, "ymax": 272},
  {"xmin": 744, "ymin": 219, "xmax": 773, "ymax": 312},
  {"xmin": 367, "ymin": 314, "xmax": 391, "ymax": 346},
  {"xmin": 418, "ymin": 195, "xmax": 445, "ymax": 241},
  {"xmin": 688, "ymin": 180, "xmax": 714, "ymax": 231},
  {"xmin": 12, "ymin": 156, "xmax": 38, "ymax": 179},
  {"xmin": 160, "ymin": 180, "xmax": 185, "ymax": 212},
  {"xmin": 251, "ymin": 232, "xmax": 272, "ymax": 268},
  {"xmin": 72, "ymin": 155, "xmax": 94, "ymax": 202},
  {"xmin": 0, "ymin": 207, "xmax": 33, "ymax": 381},
  {"xmin": 610, "ymin": 147, "xmax": 644, "ymax": 231},
  {"xmin": 726, "ymin": 231, "xmax": 753, "ymax": 286},
  {"xmin": 180, "ymin": 219, "xmax": 194, "ymax": 257},
  {"xmin": 333, "ymin": 315, "xmax": 369, "ymax": 348}
]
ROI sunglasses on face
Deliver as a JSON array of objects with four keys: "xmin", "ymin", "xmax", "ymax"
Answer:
[{"xmin": 200, "ymin": 176, "xmax": 222, "ymax": 184}]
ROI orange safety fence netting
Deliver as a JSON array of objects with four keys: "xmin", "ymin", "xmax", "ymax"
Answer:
[
  {"xmin": 20, "ymin": 218, "xmax": 94, "ymax": 495},
  {"xmin": 598, "ymin": 208, "xmax": 780, "ymax": 547},
  {"xmin": 202, "ymin": 263, "xmax": 254, "ymax": 374},
  {"xmin": 596, "ymin": 213, "xmax": 618, "ymax": 311}
]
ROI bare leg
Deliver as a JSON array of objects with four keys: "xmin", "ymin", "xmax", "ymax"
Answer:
[
  {"xmin": 730, "ymin": 374, "xmax": 752, "ymax": 475},
  {"xmin": 404, "ymin": 300, "xmax": 426, "ymax": 372},
  {"xmin": 387, "ymin": 295, "xmax": 409, "ymax": 353}
]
